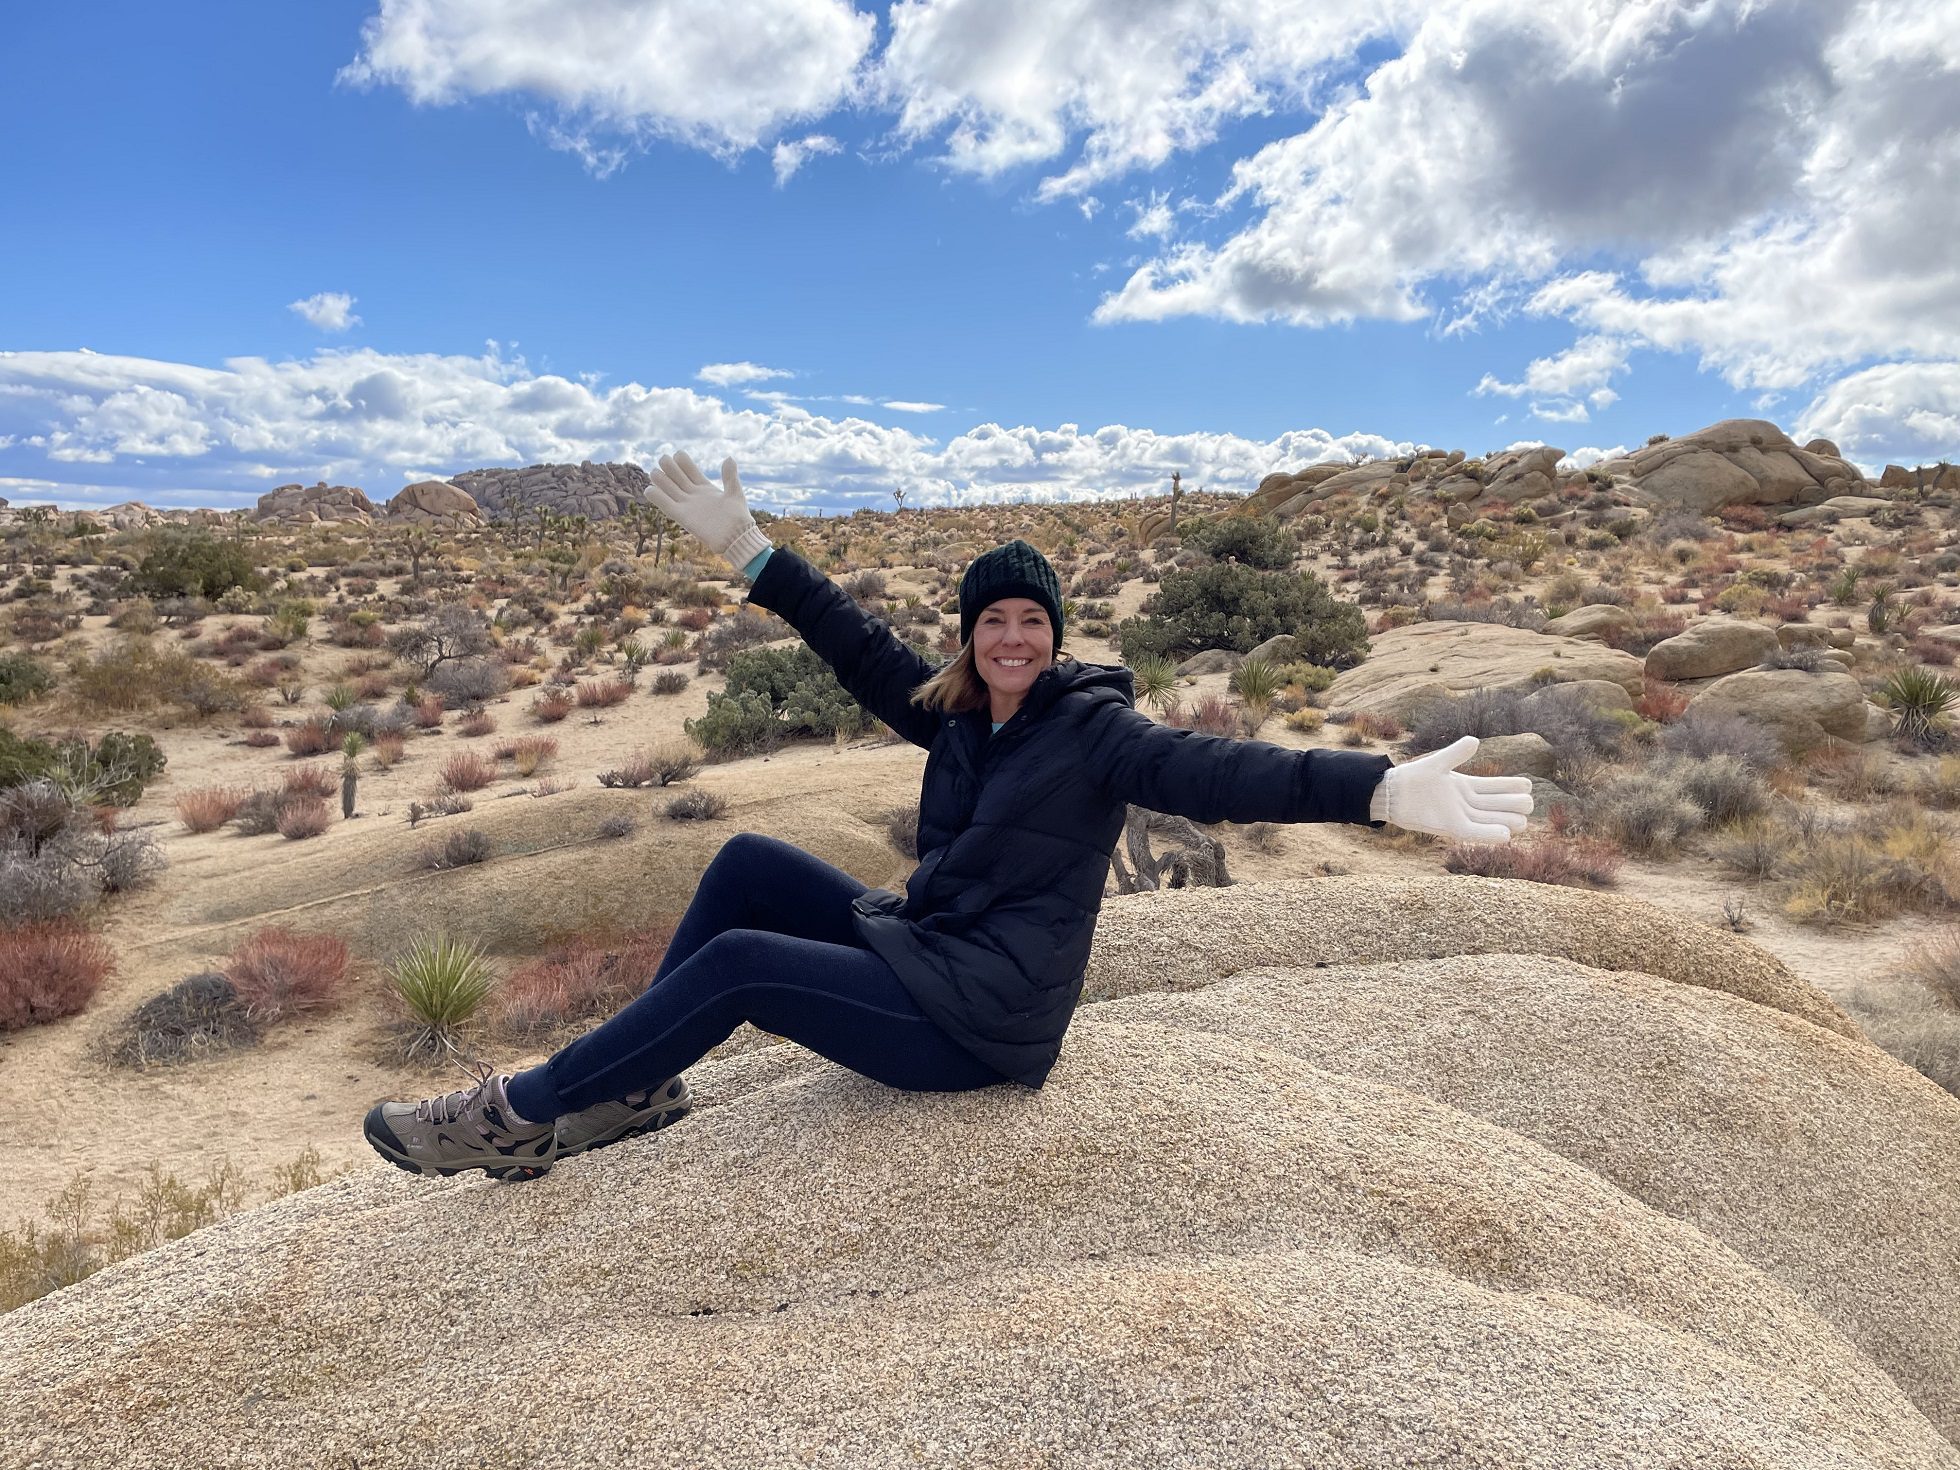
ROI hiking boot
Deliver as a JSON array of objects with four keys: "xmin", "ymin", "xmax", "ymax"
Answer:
[
  {"xmin": 364, "ymin": 1065, "xmax": 558, "ymax": 1181},
  {"xmin": 553, "ymin": 1076, "xmax": 692, "ymax": 1161}
]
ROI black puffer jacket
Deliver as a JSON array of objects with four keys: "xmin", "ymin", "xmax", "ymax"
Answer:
[{"xmin": 745, "ymin": 546, "xmax": 1393, "ymax": 1087}]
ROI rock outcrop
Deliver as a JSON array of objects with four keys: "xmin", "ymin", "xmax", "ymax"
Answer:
[
  {"xmin": 1643, "ymin": 618, "xmax": 1781, "ymax": 680},
  {"xmin": 1323, "ymin": 621, "xmax": 1646, "ymax": 722},
  {"xmin": 449, "ymin": 461, "xmax": 652, "ymax": 521},
  {"xmin": 1684, "ymin": 668, "xmax": 1876, "ymax": 750},
  {"xmin": 4, "ymin": 877, "xmax": 1956, "ymax": 1467},
  {"xmin": 381, "ymin": 479, "xmax": 483, "ymax": 527},
  {"xmin": 1590, "ymin": 419, "xmax": 1866, "ymax": 513},
  {"xmin": 252, "ymin": 481, "xmax": 377, "ymax": 525}
]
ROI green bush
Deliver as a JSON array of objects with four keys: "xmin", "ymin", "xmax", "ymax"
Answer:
[
  {"xmin": 715, "ymin": 642, "xmax": 891, "ymax": 743},
  {"xmin": 1180, "ymin": 517, "xmax": 1299, "ymax": 570},
  {"xmin": 132, "ymin": 532, "xmax": 264, "ymax": 601},
  {"xmin": 387, "ymin": 934, "xmax": 495, "ymax": 1059},
  {"xmin": 0, "ymin": 654, "xmax": 55, "ymax": 705},
  {"xmin": 1115, "ymin": 564, "xmax": 1369, "ymax": 668},
  {"xmin": 0, "ymin": 729, "xmax": 165, "ymax": 805},
  {"xmin": 685, "ymin": 689, "xmax": 787, "ymax": 760}
]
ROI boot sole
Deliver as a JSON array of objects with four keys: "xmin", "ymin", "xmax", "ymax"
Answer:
[{"xmin": 362, "ymin": 1109, "xmax": 556, "ymax": 1182}]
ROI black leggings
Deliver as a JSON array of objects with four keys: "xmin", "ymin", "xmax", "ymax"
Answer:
[{"xmin": 505, "ymin": 832, "xmax": 1006, "ymax": 1122}]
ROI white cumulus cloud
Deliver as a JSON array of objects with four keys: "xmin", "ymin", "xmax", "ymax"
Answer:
[
  {"xmin": 289, "ymin": 292, "xmax": 361, "ymax": 332},
  {"xmin": 698, "ymin": 362, "xmax": 795, "ymax": 387}
]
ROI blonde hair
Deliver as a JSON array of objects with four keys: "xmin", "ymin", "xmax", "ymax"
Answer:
[{"xmin": 909, "ymin": 638, "xmax": 1074, "ymax": 715}]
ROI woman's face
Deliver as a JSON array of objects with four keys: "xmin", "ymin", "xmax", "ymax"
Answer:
[{"xmin": 972, "ymin": 598, "xmax": 1054, "ymax": 706}]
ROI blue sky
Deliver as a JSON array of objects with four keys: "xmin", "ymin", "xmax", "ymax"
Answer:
[{"xmin": 3, "ymin": 0, "xmax": 1955, "ymax": 514}]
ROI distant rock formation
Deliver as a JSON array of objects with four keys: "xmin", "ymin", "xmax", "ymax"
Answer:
[
  {"xmin": 92, "ymin": 501, "xmax": 166, "ymax": 530},
  {"xmin": 1880, "ymin": 462, "xmax": 1960, "ymax": 491},
  {"xmin": 381, "ymin": 480, "xmax": 483, "ymax": 527},
  {"xmin": 252, "ymin": 481, "xmax": 377, "ymax": 525},
  {"xmin": 449, "ymin": 461, "xmax": 652, "ymax": 521},
  {"xmin": 4, "ymin": 876, "xmax": 1956, "ymax": 1465},
  {"xmin": 1589, "ymin": 419, "xmax": 1867, "ymax": 512}
]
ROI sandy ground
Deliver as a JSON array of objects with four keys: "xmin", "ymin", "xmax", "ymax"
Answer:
[{"xmin": 0, "ymin": 558, "xmax": 1944, "ymax": 1223}]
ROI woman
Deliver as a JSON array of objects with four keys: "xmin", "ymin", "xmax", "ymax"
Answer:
[{"xmin": 364, "ymin": 452, "xmax": 1531, "ymax": 1181}]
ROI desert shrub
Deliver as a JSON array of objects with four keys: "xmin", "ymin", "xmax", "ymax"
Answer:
[
  {"xmin": 440, "ymin": 751, "xmax": 498, "ymax": 791},
  {"xmin": 274, "ymin": 797, "xmax": 331, "ymax": 839},
  {"xmin": 0, "ymin": 780, "xmax": 163, "ymax": 924},
  {"xmin": 387, "ymin": 934, "xmax": 495, "ymax": 1058},
  {"xmin": 1659, "ymin": 753, "xmax": 1771, "ymax": 828},
  {"xmin": 651, "ymin": 670, "xmax": 689, "ymax": 695},
  {"xmin": 426, "ymin": 657, "xmax": 510, "ymax": 708},
  {"xmin": 411, "ymin": 693, "xmax": 446, "ymax": 728},
  {"xmin": 575, "ymin": 676, "xmax": 632, "ymax": 708},
  {"xmin": 1423, "ymin": 597, "xmax": 1549, "ymax": 631},
  {"xmin": 666, "ymin": 788, "xmax": 729, "ymax": 821},
  {"xmin": 386, "ymin": 603, "xmax": 492, "ymax": 679},
  {"xmin": 101, "ymin": 971, "xmax": 258, "ymax": 1068},
  {"xmin": 1880, "ymin": 667, "xmax": 1958, "ymax": 748},
  {"xmin": 841, "ymin": 569, "xmax": 889, "ymax": 603},
  {"xmin": 530, "ymin": 689, "xmax": 574, "ymax": 723},
  {"xmin": 132, "ymin": 531, "xmax": 263, "ymax": 601},
  {"xmin": 329, "ymin": 700, "xmax": 409, "ymax": 740},
  {"xmin": 1758, "ymin": 644, "xmax": 1835, "ymax": 672},
  {"xmin": 1179, "ymin": 517, "xmax": 1299, "ymax": 570},
  {"xmin": 0, "ymin": 921, "xmax": 116, "ymax": 1031},
  {"xmin": 694, "ymin": 605, "xmax": 788, "ymax": 672},
  {"xmin": 1657, "ymin": 706, "xmax": 1784, "ymax": 771},
  {"xmin": 0, "ymin": 653, "xmax": 54, "ymax": 705},
  {"xmin": 283, "ymin": 763, "xmax": 337, "ymax": 800},
  {"xmin": 175, "ymin": 785, "xmax": 250, "ymax": 833},
  {"xmin": 457, "ymin": 708, "xmax": 497, "ymax": 737},
  {"xmin": 1908, "ymin": 927, "xmax": 1960, "ymax": 1011},
  {"xmin": 489, "ymin": 927, "xmax": 670, "ymax": 1040},
  {"xmin": 0, "ymin": 728, "xmax": 165, "ymax": 806},
  {"xmin": 879, "ymin": 802, "xmax": 919, "ymax": 859},
  {"xmin": 597, "ymin": 813, "xmax": 637, "ymax": 839},
  {"xmin": 508, "ymin": 736, "xmax": 557, "ymax": 776},
  {"xmin": 284, "ymin": 718, "xmax": 333, "ymax": 757},
  {"xmin": 1443, "ymin": 834, "xmax": 1622, "ymax": 887},
  {"xmin": 1588, "ymin": 770, "xmax": 1705, "ymax": 856},
  {"xmin": 422, "ymin": 828, "xmax": 493, "ymax": 869},
  {"xmin": 1164, "ymin": 694, "xmax": 1248, "ymax": 738},
  {"xmin": 686, "ymin": 690, "xmax": 784, "ymax": 760},
  {"xmin": 220, "ymin": 929, "xmax": 350, "ymax": 1024},
  {"xmin": 1635, "ymin": 679, "xmax": 1692, "ymax": 723},
  {"xmin": 1114, "ymin": 563, "xmax": 1368, "ymax": 668},
  {"xmin": 713, "ymin": 642, "xmax": 881, "ymax": 743},
  {"xmin": 370, "ymin": 730, "xmax": 407, "ymax": 767},
  {"xmin": 230, "ymin": 789, "xmax": 282, "ymax": 836}
]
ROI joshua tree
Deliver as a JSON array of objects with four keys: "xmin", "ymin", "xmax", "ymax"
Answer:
[
  {"xmin": 892, "ymin": 488, "xmax": 907, "ymax": 512},
  {"xmin": 621, "ymin": 501, "xmax": 670, "ymax": 560},
  {"xmin": 397, "ymin": 525, "xmax": 437, "ymax": 587},
  {"xmin": 1170, "ymin": 471, "xmax": 1184, "ymax": 535}
]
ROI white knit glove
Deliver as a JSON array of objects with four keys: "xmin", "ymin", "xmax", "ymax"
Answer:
[
  {"xmin": 1367, "ymin": 735, "xmax": 1533, "ymax": 843},
  {"xmin": 642, "ymin": 451, "xmax": 772, "ymax": 571}
]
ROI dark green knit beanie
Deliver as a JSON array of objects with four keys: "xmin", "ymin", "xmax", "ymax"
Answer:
[{"xmin": 958, "ymin": 539, "xmax": 1064, "ymax": 654}]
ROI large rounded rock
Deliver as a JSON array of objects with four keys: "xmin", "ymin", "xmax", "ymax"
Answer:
[
  {"xmin": 384, "ymin": 479, "xmax": 483, "ymax": 526},
  {"xmin": 1686, "ymin": 669, "xmax": 1873, "ymax": 749},
  {"xmin": 1325, "ymin": 621, "xmax": 1645, "ymax": 723},
  {"xmin": 1644, "ymin": 618, "xmax": 1781, "ymax": 680},
  {"xmin": 1593, "ymin": 419, "xmax": 1864, "ymax": 513},
  {"xmin": 1778, "ymin": 495, "xmax": 1895, "ymax": 527},
  {"xmin": 252, "ymin": 481, "xmax": 376, "ymax": 524},
  {"xmin": 1541, "ymin": 604, "xmax": 1634, "ymax": 640},
  {"xmin": 7, "ymin": 876, "xmax": 1958, "ymax": 1466}
]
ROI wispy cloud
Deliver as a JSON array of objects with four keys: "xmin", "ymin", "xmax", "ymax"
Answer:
[
  {"xmin": 698, "ymin": 361, "xmax": 795, "ymax": 387},
  {"xmin": 772, "ymin": 133, "xmax": 842, "ymax": 185}
]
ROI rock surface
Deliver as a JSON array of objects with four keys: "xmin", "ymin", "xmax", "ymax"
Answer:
[
  {"xmin": 450, "ymin": 460, "xmax": 653, "ymax": 521},
  {"xmin": 1591, "ymin": 419, "xmax": 1865, "ymax": 512},
  {"xmin": 1324, "ymin": 621, "xmax": 1646, "ymax": 722},
  {"xmin": 3, "ymin": 877, "xmax": 1956, "ymax": 1467},
  {"xmin": 1685, "ymin": 668, "xmax": 1875, "ymax": 749},
  {"xmin": 382, "ymin": 479, "xmax": 483, "ymax": 526},
  {"xmin": 1643, "ymin": 618, "xmax": 1781, "ymax": 680},
  {"xmin": 252, "ymin": 481, "xmax": 377, "ymax": 524}
]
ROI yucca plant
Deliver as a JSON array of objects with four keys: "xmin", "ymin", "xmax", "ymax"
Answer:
[
  {"xmin": 1867, "ymin": 583, "xmax": 1896, "ymax": 634},
  {"xmin": 1127, "ymin": 652, "xmax": 1179, "ymax": 712},
  {"xmin": 1881, "ymin": 667, "xmax": 1957, "ymax": 747},
  {"xmin": 1828, "ymin": 567, "xmax": 1861, "ymax": 607},
  {"xmin": 323, "ymin": 682, "xmax": 358, "ymax": 712},
  {"xmin": 1229, "ymin": 654, "xmax": 1282, "ymax": 727},
  {"xmin": 387, "ymin": 934, "xmax": 495, "ymax": 1059}
]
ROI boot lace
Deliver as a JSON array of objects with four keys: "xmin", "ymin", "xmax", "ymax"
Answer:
[{"xmin": 414, "ymin": 1060, "xmax": 499, "ymax": 1126}]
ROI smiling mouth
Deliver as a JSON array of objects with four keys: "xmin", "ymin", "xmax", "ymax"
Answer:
[{"xmin": 994, "ymin": 658, "xmax": 1032, "ymax": 667}]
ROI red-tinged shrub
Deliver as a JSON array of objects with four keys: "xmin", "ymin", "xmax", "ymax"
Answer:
[
  {"xmin": 284, "ymin": 763, "xmax": 337, "ymax": 799},
  {"xmin": 491, "ymin": 924, "xmax": 674, "ymax": 1038},
  {"xmin": 531, "ymin": 690, "xmax": 574, "ymax": 724},
  {"xmin": 458, "ymin": 708, "xmax": 496, "ymax": 737},
  {"xmin": 221, "ymin": 927, "xmax": 350, "ymax": 1024},
  {"xmin": 440, "ymin": 751, "xmax": 497, "ymax": 791},
  {"xmin": 0, "ymin": 921, "xmax": 116, "ymax": 1030},
  {"xmin": 284, "ymin": 718, "xmax": 332, "ymax": 756},
  {"xmin": 576, "ymin": 677, "xmax": 632, "ymax": 709},
  {"xmin": 176, "ymin": 785, "xmax": 251, "ymax": 834},
  {"xmin": 510, "ymin": 736, "xmax": 558, "ymax": 776},
  {"xmin": 676, "ymin": 607, "xmax": 714, "ymax": 633},
  {"xmin": 356, "ymin": 673, "xmax": 393, "ymax": 701},
  {"xmin": 1912, "ymin": 636, "xmax": 1958, "ymax": 668},
  {"xmin": 1636, "ymin": 680, "xmax": 1691, "ymax": 724},
  {"xmin": 370, "ymin": 731, "xmax": 407, "ymax": 767},
  {"xmin": 413, "ymin": 694, "xmax": 446, "ymax": 729},
  {"xmin": 242, "ymin": 730, "xmax": 280, "ymax": 748},
  {"xmin": 1350, "ymin": 710, "xmax": 1404, "ymax": 742},
  {"xmin": 1165, "ymin": 694, "xmax": 1245, "ymax": 738},
  {"xmin": 1443, "ymin": 834, "xmax": 1621, "ymax": 888},
  {"xmin": 274, "ymin": 796, "xmax": 331, "ymax": 839},
  {"xmin": 238, "ymin": 704, "xmax": 274, "ymax": 730}
]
